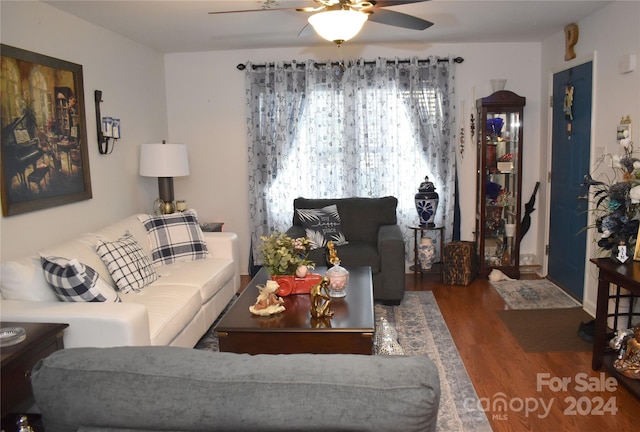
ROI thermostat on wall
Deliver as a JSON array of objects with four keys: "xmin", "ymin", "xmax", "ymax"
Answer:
[{"xmin": 619, "ymin": 53, "xmax": 637, "ymax": 74}]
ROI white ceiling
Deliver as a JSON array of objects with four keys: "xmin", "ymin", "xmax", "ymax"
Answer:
[{"xmin": 43, "ymin": 0, "xmax": 613, "ymax": 53}]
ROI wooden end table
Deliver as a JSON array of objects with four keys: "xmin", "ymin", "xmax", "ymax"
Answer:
[
  {"xmin": 200, "ymin": 222, "xmax": 224, "ymax": 232},
  {"xmin": 215, "ymin": 267, "xmax": 375, "ymax": 355},
  {"xmin": 590, "ymin": 258, "xmax": 640, "ymax": 400},
  {"xmin": 1, "ymin": 322, "xmax": 68, "ymax": 428}
]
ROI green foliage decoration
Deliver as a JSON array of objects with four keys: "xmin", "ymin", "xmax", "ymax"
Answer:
[{"xmin": 259, "ymin": 231, "xmax": 315, "ymax": 276}]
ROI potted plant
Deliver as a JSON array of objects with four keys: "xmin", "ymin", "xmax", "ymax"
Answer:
[
  {"xmin": 582, "ymin": 141, "xmax": 640, "ymax": 254},
  {"xmin": 259, "ymin": 232, "xmax": 320, "ymax": 296}
]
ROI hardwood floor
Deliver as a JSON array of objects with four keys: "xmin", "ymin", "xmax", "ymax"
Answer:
[
  {"xmin": 240, "ymin": 271, "xmax": 638, "ymax": 429},
  {"xmin": 412, "ymin": 273, "xmax": 640, "ymax": 431}
]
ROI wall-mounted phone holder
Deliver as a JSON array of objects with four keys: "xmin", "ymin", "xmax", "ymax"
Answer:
[{"xmin": 94, "ymin": 90, "xmax": 121, "ymax": 154}]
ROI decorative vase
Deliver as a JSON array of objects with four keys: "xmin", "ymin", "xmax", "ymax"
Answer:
[
  {"xmin": 326, "ymin": 263, "xmax": 349, "ymax": 298},
  {"xmin": 491, "ymin": 79, "xmax": 507, "ymax": 92},
  {"xmin": 175, "ymin": 200, "xmax": 187, "ymax": 212},
  {"xmin": 486, "ymin": 117, "xmax": 504, "ymax": 138},
  {"xmin": 505, "ymin": 223, "xmax": 516, "ymax": 238},
  {"xmin": 486, "ymin": 144, "xmax": 497, "ymax": 171},
  {"xmin": 415, "ymin": 176, "xmax": 439, "ymax": 227},
  {"xmin": 418, "ymin": 237, "xmax": 436, "ymax": 270}
]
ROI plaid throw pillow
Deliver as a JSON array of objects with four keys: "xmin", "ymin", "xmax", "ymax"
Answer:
[
  {"xmin": 96, "ymin": 232, "xmax": 158, "ymax": 293},
  {"xmin": 41, "ymin": 256, "xmax": 121, "ymax": 302},
  {"xmin": 296, "ymin": 205, "xmax": 348, "ymax": 250},
  {"xmin": 137, "ymin": 209, "xmax": 209, "ymax": 266}
]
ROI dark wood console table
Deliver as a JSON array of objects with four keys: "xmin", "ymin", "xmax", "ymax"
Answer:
[{"xmin": 590, "ymin": 258, "xmax": 640, "ymax": 399}]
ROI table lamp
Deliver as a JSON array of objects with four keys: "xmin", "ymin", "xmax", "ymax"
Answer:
[{"xmin": 139, "ymin": 142, "xmax": 190, "ymax": 214}]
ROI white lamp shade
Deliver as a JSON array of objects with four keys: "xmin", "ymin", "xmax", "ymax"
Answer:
[
  {"xmin": 139, "ymin": 143, "xmax": 190, "ymax": 177},
  {"xmin": 308, "ymin": 10, "xmax": 368, "ymax": 44}
]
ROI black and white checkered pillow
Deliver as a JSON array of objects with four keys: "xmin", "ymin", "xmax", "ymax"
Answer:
[
  {"xmin": 96, "ymin": 232, "xmax": 158, "ymax": 293},
  {"xmin": 41, "ymin": 256, "xmax": 121, "ymax": 302},
  {"xmin": 138, "ymin": 209, "xmax": 209, "ymax": 266}
]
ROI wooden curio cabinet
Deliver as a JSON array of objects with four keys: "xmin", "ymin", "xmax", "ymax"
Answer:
[{"xmin": 476, "ymin": 90, "xmax": 526, "ymax": 278}]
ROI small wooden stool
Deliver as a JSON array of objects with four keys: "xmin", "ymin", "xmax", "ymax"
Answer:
[{"xmin": 442, "ymin": 241, "xmax": 478, "ymax": 286}]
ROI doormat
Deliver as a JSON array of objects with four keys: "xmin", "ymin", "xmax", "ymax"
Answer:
[
  {"xmin": 490, "ymin": 279, "xmax": 581, "ymax": 310},
  {"xmin": 497, "ymin": 308, "xmax": 594, "ymax": 352}
]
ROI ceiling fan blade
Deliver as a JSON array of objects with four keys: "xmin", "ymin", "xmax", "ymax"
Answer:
[
  {"xmin": 297, "ymin": 23, "xmax": 314, "ymax": 38},
  {"xmin": 369, "ymin": 1, "xmax": 431, "ymax": 6},
  {"xmin": 367, "ymin": 9, "xmax": 433, "ymax": 30},
  {"xmin": 208, "ymin": 7, "xmax": 301, "ymax": 15}
]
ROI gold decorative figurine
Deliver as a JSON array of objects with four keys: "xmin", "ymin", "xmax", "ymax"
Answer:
[
  {"xmin": 613, "ymin": 324, "xmax": 640, "ymax": 379},
  {"xmin": 310, "ymin": 276, "xmax": 333, "ymax": 319},
  {"xmin": 327, "ymin": 241, "xmax": 339, "ymax": 265}
]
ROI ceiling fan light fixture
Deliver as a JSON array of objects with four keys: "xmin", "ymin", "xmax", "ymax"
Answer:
[{"xmin": 308, "ymin": 10, "xmax": 368, "ymax": 45}]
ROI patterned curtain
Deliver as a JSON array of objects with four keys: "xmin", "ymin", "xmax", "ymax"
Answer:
[{"xmin": 246, "ymin": 57, "xmax": 456, "ymax": 266}]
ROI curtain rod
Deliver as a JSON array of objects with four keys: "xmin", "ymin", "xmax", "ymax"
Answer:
[{"xmin": 237, "ymin": 56, "xmax": 463, "ymax": 71}]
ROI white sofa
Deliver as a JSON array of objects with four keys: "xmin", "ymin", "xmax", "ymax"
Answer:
[{"xmin": 0, "ymin": 214, "xmax": 241, "ymax": 348}]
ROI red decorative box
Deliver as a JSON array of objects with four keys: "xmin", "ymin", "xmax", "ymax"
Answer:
[{"xmin": 271, "ymin": 274, "xmax": 323, "ymax": 296}]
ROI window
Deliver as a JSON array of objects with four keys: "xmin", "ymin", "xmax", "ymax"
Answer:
[{"xmin": 247, "ymin": 58, "xmax": 456, "ymax": 264}]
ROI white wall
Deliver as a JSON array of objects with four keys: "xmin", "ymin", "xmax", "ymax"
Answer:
[
  {"xmin": 164, "ymin": 43, "xmax": 541, "ymax": 274},
  {"xmin": 540, "ymin": 1, "xmax": 640, "ymax": 314},
  {"xmin": 0, "ymin": 1, "xmax": 168, "ymax": 260},
  {"xmin": 4, "ymin": 1, "xmax": 634, "ymax": 287}
]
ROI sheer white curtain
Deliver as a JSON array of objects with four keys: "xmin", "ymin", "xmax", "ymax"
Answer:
[{"xmin": 246, "ymin": 57, "xmax": 456, "ymax": 267}]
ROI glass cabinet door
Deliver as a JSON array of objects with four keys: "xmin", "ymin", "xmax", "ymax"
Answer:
[{"xmin": 476, "ymin": 91, "xmax": 526, "ymax": 278}]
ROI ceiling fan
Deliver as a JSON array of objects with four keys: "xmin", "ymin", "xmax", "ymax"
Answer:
[{"xmin": 208, "ymin": 1, "xmax": 434, "ymax": 45}]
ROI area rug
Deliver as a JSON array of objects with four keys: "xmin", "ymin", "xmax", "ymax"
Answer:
[
  {"xmin": 497, "ymin": 308, "xmax": 594, "ymax": 352},
  {"xmin": 375, "ymin": 292, "xmax": 491, "ymax": 432},
  {"xmin": 196, "ymin": 291, "xmax": 491, "ymax": 432},
  {"xmin": 490, "ymin": 278, "xmax": 581, "ymax": 309}
]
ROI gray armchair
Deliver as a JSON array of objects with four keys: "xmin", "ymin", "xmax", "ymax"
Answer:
[{"xmin": 286, "ymin": 196, "xmax": 406, "ymax": 305}]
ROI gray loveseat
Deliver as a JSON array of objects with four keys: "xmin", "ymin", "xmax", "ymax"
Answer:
[
  {"xmin": 32, "ymin": 346, "xmax": 441, "ymax": 432},
  {"xmin": 287, "ymin": 197, "xmax": 405, "ymax": 305}
]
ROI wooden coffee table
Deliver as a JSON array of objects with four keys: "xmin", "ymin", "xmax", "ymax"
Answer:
[{"xmin": 215, "ymin": 266, "xmax": 374, "ymax": 355}]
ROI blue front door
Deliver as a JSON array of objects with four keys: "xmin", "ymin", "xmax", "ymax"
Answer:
[{"xmin": 548, "ymin": 62, "xmax": 593, "ymax": 301}]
